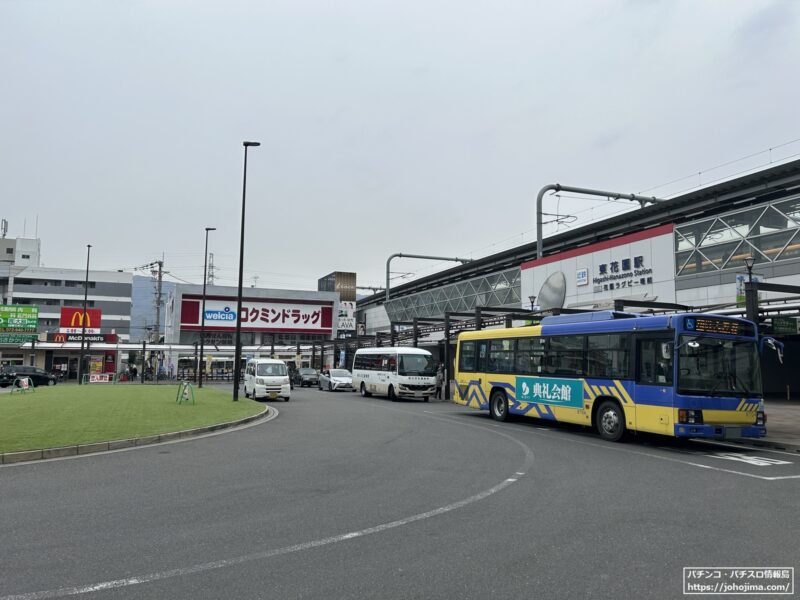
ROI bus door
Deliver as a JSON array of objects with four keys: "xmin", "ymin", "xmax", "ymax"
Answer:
[
  {"xmin": 455, "ymin": 340, "xmax": 488, "ymax": 407},
  {"xmin": 634, "ymin": 334, "xmax": 675, "ymax": 435}
]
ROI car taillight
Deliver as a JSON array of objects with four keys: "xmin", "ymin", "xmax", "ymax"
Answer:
[{"xmin": 678, "ymin": 409, "xmax": 703, "ymax": 424}]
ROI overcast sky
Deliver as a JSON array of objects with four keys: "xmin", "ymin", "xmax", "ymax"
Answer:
[{"xmin": 2, "ymin": 0, "xmax": 799, "ymax": 291}]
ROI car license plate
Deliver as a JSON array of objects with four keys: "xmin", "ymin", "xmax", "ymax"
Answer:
[{"xmin": 270, "ymin": 392, "xmax": 277, "ymax": 399}]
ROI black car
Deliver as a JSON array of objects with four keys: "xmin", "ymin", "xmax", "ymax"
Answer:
[
  {"xmin": 293, "ymin": 368, "xmax": 319, "ymax": 388},
  {"xmin": 0, "ymin": 365, "xmax": 58, "ymax": 388}
]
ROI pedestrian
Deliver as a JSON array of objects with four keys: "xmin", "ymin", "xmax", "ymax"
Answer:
[{"xmin": 435, "ymin": 364, "xmax": 444, "ymax": 399}]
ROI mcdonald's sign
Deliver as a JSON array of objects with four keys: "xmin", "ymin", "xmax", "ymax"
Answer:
[{"xmin": 59, "ymin": 307, "xmax": 102, "ymax": 334}]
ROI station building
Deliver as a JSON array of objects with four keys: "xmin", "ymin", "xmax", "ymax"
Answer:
[{"xmin": 357, "ymin": 159, "xmax": 800, "ymax": 398}]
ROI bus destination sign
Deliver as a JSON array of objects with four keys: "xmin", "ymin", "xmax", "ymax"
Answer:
[{"xmin": 684, "ymin": 316, "xmax": 755, "ymax": 337}]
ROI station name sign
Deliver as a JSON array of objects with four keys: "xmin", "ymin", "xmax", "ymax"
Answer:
[{"xmin": 593, "ymin": 255, "xmax": 654, "ymax": 291}]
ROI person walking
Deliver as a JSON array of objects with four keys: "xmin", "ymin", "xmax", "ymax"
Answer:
[{"xmin": 435, "ymin": 364, "xmax": 444, "ymax": 400}]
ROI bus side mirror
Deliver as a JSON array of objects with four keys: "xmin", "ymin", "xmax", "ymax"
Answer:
[
  {"xmin": 761, "ymin": 337, "xmax": 784, "ymax": 364},
  {"xmin": 660, "ymin": 343, "xmax": 674, "ymax": 360}
]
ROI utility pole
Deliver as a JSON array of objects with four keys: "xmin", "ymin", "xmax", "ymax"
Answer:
[{"xmin": 153, "ymin": 260, "xmax": 163, "ymax": 381}]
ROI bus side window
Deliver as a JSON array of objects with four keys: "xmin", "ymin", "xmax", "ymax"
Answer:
[
  {"xmin": 459, "ymin": 341, "xmax": 476, "ymax": 372},
  {"xmin": 516, "ymin": 337, "xmax": 543, "ymax": 374}
]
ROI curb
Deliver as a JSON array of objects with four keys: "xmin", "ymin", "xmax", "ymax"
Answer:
[{"xmin": 1, "ymin": 405, "xmax": 271, "ymax": 465}]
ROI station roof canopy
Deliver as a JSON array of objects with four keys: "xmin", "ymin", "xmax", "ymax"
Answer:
[{"xmin": 359, "ymin": 158, "xmax": 800, "ymax": 309}]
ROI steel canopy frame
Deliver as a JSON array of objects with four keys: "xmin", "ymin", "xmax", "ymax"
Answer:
[
  {"xmin": 536, "ymin": 184, "xmax": 666, "ymax": 259},
  {"xmin": 386, "ymin": 253, "xmax": 472, "ymax": 302}
]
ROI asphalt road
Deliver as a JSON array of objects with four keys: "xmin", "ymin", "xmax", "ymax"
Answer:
[{"xmin": 1, "ymin": 387, "xmax": 798, "ymax": 600}]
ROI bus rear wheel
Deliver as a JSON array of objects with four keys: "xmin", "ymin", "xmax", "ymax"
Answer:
[
  {"xmin": 360, "ymin": 383, "xmax": 372, "ymax": 397},
  {"xmin": 388, "ymin": 385, "xmax": 397, "ymax": 401},
  {"xmin": 490, "ymin": 390, "xmax": 509, "ymax": 422},
  {"xmin": 596, "ymin": 400, "xmax": 626, "ymax": 442}
]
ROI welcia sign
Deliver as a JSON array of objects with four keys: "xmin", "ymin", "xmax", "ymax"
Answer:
[{"xmin": 205, "ymin": 307, "xmax": 236, "ymax": 321}]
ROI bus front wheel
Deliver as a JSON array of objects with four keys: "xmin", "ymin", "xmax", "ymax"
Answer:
[
  {"xmin": 596, "ymin": 400, "xmax": 625, "ymax": 442},
  {"xmin": 388, "ymin": 385, "xmax": 397, "ymax": 401},
  {"xmin": 360, "ymin": 383, "xmax": 372, "ymax": 397},
  {"xmin": 490, "ymin": 390, "xmax": 509, "ymax": 422}
]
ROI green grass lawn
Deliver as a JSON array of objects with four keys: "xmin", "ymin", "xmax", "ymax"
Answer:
[{"xmin": 0, "ymin": 384, "xmax": 264, "ymax": 453}]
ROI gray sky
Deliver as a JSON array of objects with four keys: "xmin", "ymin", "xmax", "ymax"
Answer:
[{"xmin": 2, "ymin": 0, "xmax": 799, "ymax": 291}]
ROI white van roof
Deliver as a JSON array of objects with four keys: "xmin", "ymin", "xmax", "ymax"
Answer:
[
  {"xmin": 353, "ymin": 347, "xmax": 431, "ymax": 355},
  {"xmin": 246, "ymin": 358, "xmax": 286, "ymax": 364}
]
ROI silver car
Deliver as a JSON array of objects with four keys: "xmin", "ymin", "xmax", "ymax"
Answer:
[{"xmin": 318, "ymin": 369, "xmax": 353, "ymax": 392}]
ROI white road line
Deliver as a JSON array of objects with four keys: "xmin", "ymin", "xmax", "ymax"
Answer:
[
  {"xmin": 3, "ymin": 397, "xmax": 536, "ymax": 599},
  {"xmin": 1, "ymin": 476, "xmax": 521, "ymax": 600}
]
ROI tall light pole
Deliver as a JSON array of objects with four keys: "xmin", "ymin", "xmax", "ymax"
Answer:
[
  {"xmin": 744, "ymin": 255, "xmax": 755, "ymax": 283},
  {"xmin": 198, "ymin": 227, "xmax": 216, "ymax": 388},
  {"xmin": 77, "ymin": 244, "xmax": 91, "ymax": 385},
  {"xmin": 233, "ymin": 141, "xmax": 260, "ymax": 401}
]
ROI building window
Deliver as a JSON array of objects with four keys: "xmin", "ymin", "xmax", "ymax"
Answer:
[
  {"xmin": 5, "ymin": 248, "xmax": 12, "ymax": 254},
  {"xmin": 21, "ymin": 254, "xmax": 30, "ymax": 259}
]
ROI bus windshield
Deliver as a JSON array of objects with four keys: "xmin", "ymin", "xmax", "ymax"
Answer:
[
  {"xmin": 398, "ymin": 354, "xmax": 436, "ymax": 377},
  {"xmin": 678, "ymin": 336, "xmax": 762, "ymax": 397}
]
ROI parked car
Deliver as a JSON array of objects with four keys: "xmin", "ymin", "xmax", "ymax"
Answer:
[
  {"xmin": 318, "ymin": 369, "xmax": 353, "ymax": 392},
  {"xmin": 294, "ymin": 368, "xmax": 319, "ymax": 388},
  {"xmin": 0, "ymin": 365, "xmax": 58, "ymax": 388}
]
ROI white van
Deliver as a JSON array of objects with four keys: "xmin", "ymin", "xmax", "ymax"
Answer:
[
  {"xmin": 244, "ymin": 358, "xmax": 291, "ymax": 401},
  {"xmin": 352, "ymin": 347, "xmax": 437, "ymax": 401}
]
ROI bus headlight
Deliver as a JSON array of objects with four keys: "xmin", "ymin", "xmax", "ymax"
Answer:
[
  {"xmin": 678, "ymin": 409, "xmax": 703, "ymax": 424},
  {"xmin": 756, "ymin": 411, "xmax": 766, "ymax": 426}
]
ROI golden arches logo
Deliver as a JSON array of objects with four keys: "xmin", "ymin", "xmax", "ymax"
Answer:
[
  {"xmin": 70, "ymin": 311, "xmax": 91, "ymax": 328},
  {"xmin": 54, "ymin": 333, "xmax": 66, "ymax": 343}
]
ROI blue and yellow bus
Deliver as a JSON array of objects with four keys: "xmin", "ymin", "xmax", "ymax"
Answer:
[{"xmin": 453, "ymin": 311, "xmax": 769, "ymax": 442}]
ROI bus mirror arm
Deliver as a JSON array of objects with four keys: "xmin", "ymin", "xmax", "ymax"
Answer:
[{"xmin": 761, "ymin": 337, "xmax": 784, "ymax": 364}]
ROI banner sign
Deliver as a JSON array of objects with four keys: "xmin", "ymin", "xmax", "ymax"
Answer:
[
  {"xmin": 0, "ymin": 305, "xmax": 38, "ymax": 332},
  {"xmin": 48, "ymin": 333, "xmax": 118, "ymax": 343},
  {"xmin": 59, "ymin": 307, "xmax": 102, "ymax": 334},
  {"xmin": 338, "ymin": 301, "xmax": 356, "ymax": 331},
  {"xmin": 515, "ymin": 377, "xmax": 584, "ymax": 409},
  {"xmin": 181, "ymin": 298, "xmax": 334, "ymax": 333},
  {"xmin": 0, "ymin": 333, "xmax": 38, "ymax": 344}
]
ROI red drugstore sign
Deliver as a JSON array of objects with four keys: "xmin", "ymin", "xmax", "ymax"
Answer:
[{"xmin": 180, "ymin": 297, "xmax": 334, "ymax": 334}]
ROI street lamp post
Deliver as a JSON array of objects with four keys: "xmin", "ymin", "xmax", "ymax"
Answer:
[
  {"xmin": 744, "ymin": 255, "xmax": 758, "ymax": 323},
  {"xmin": 77, "ymin": 244, "xmax": 91, "ymax": 385},
  {"xmin": 198, "ymin": 227, "xmax": 216, "ymax": 388},
  {"xmin": 528, "ymin": 295, "xmax": 537, "ymax": 311},
  {"xmin": 233, "ymin": 141, "xmax": 260, "ymax": 401}
]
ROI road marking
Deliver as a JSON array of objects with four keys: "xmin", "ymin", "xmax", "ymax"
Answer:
[
  {"xmin": 3, "ymin": 399, "xmax": 536, "ymax": 599},
  {"xmin": 439, "ymin": 413, "xmax": 800, "ymax": 481},
  {"xmin": 709, "ymin": 453, "xmax": 792, "ymax": 466}
]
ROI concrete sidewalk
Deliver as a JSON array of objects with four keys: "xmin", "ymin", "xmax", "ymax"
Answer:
[{"xmin": 732, "ymin": 400, "xmax": 800, "ymax": 452}]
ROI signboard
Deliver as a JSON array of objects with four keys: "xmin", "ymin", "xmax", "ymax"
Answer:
[
  {"xmin": 318, "ymin": 272, "xmax": 357, "ymax": 301},
  {"xmin": 89, "ymin": 373, "xmax": 113, "ymax": 383},
  {"xmin": 684, "ymin": 316, "xmax": 756, "ymax": 337},
  {"xmin": 0, "ymin": 305, "xmax": 38, "ymax": 332},
  {"xmin": 180, "ymin": 298, "xmax": 334, "ymax": 334},
  {"xmin": 735, "ymin": 273, "xmax": 764, "ymax": 306},
  {"xmin": 338, "ymin": 301, "xmax": 356, "ymax": 331},
  {"xmin": 521, "ymin": 224, "xmax": 675, "ymax": 311},
  {"xmin": 47, "ymin": 333, "xmax": 118, "ymax": 343},
  {"xmin": 576, "ymin": 268, "xmax": 588, "ymax": 287},
  {"xmin": 515, "ymin": 377, "xmax": 583, "ymax": 409},
  {"xmin": 772, "ymin": 316, "xmax": 800, "ymax": 335},
  {"xmin": 59, "ymin": 307, "xmax": 102, "ymax": 334},
  {"xmin": 0, "ymin": 333, "xmax": 38, "ymax": 344}
]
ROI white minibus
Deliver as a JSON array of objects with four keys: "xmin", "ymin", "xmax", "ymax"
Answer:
[
  {"xmin": 244, "ymin": 358, "xmax": 291, "ymax": 401},
  {"xmin": 352, "ymin": 347, "xmax": 437, "ymax": 401}
]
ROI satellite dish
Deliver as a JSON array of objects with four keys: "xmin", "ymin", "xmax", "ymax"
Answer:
[{"xmin": 538, "ymin": 271, "xmax": 566, "ymax": 310}]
